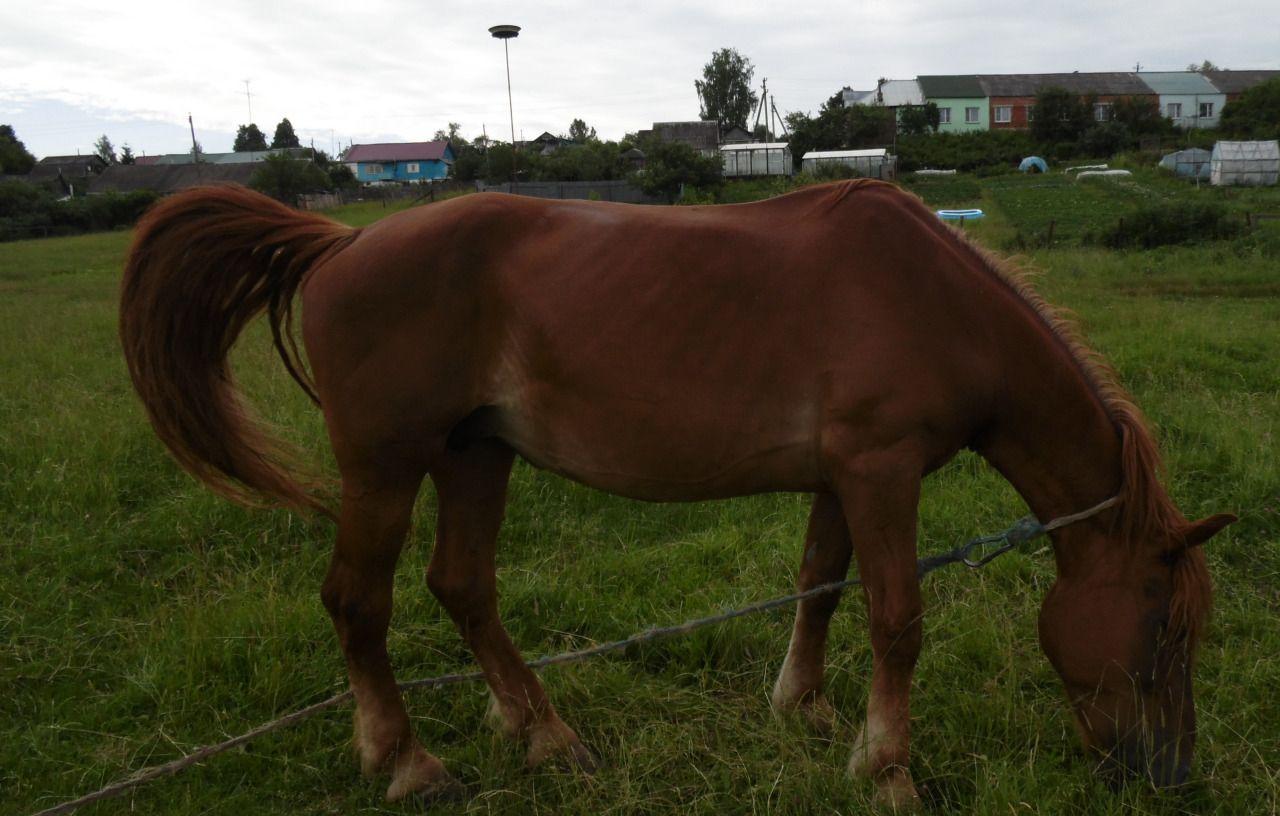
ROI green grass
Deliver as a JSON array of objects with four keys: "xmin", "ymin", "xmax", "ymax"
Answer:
[{"xmin": 2, "ymin": 193, "xmax": 1277, "ymax": 815}]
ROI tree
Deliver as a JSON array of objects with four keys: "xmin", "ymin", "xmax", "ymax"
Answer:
[
  {"xmin": 695, "ymin": 48, "xmax": 758, "ymax": 133},
  {"xmin": 94, "ymin": 134, "xmax": 117, "ymax": 165},
  {"xmin": 1187, "ymin": 60, "xmax": 1219, "ymax": 73},
  {"xmin": 248, "ymin": 153, "xmax": 330, "ymax": 203},
  {"xmin": 433, "ymin": 123, "xmax": 462, "ymax": 143},
  {"xmin": 1220, "ymin": 77, "xmax": 1280, "ymax": 138},
  {"xmin": 1111, "ymin": 96, "xmax": 1171, "ymax": 137},
  {"xmin": 233, "ymin": 123, "xmax": 268, "ymax": 152},
  {"xmin": 1030, "ymin": 87, "xmax": 1093, "ymax": 145},
  {"xmin": 897, "ymin": 103, "xmax": 941, "ymax": 136},
  {"xmin": 568, "ymin": 118, "xmax": 597, "ymax": 144},
  {"xmin": 271, "ymin": 118, "xmax": 301, "ymax": 149},
  {"xmin": 631, "ymin": 137, "xmax": 722, "ymax": 203},
  {"xmin": 785, "ymin": 92, "xmax": 894, "ymax": 166},
  {"xmin": 119, "ymin": 144, "xmax": 136, "ymax": 165},
  {"xmin": 0, "ymin": 125, "xmax": 36, "ymax": 174}
]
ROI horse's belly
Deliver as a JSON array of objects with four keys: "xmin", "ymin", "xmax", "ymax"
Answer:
[{"xmin": 493, "ymin": 400, "xmax": 823, "ymax": 502}]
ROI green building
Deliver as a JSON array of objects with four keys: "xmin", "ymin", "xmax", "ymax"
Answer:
[{"xmin": 917, "ymin": 75, "xmax": 988, "ymax": 132}]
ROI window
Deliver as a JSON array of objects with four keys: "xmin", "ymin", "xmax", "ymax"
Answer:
[
  {"xmin": 994, "ymin": 105, "xmax": 1012, "ymax": 123},
  {"xmin": 406, "ymin": 162, "xmax": 420, "ymax": 173},
  {"xmin": 965, "ymin": 106, "xmax": 979, "ymax": 124},
  {"xmin": 1199, "ymin": 101, "xmax": 1214, "ymax": 118},
  {"xmin": 1027, "ymin": 105, "xmax": 1036, "ymax": 122},
  {"xmin": 366, "ymin": 163, "xmax": 383, "ymax": 174},
  {"xmin": 1093, "ymin": 103, "xmax": 1112, "ymax": 122},
  {"xmin": 1166, "ymin": 102, "xmax": 1182, "ymax": 119},
  {"xmin": 938, "ymin": 107, "xmax": 951, "ymax": 124}
]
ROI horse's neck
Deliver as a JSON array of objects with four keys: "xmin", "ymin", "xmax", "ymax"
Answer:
[{"xmin": 975, "ymin": 309, "xmax": 1123, "ymax": 561}]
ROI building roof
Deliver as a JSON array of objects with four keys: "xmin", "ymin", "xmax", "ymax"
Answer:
[
  {"xmin": 345, "ymin": 141, "xmax": 452, "ymax": 163},
  {"xmin": 1204, "ymin": 70, "xmax": 1280, "ymax": 94},
  {"xmin": 803, "ymin": 149, "xmax": 888, "ymax": 159},
  {"xmin": 917, "ymin": 75, "xmax": 985, "ymax": 98},
  {"xmin": 636, "ymin": 121, "xmax": 720, "ymax": 152},
  {"xmin": 88, "ymin": 163, "xmax": 259, "ymax": 194},
  {"xmin": 842, "ymin": 88, "xmax": 877, "ymax": 106},
  {"xmin": 1211, "ymin": 140, "xmax": 1280, "ymax": 161},
  {"xmin": 976, "ymin": 72, "xmax": 1151, "ymax": 97},
  {"xmin": 877, "ymin": 80, "xmax": 924, "ymax": 107},
  {"xmin": 719, "ymin": 142, "xmax": 790, "ymax": 152},
  {"xmin": 31, "ymin": 155, "xmax": 106, "ymax": 177},
  {"xmin": 38, "ymin": 154, "xmax": 107, "ymax": 167},
  {"xmin": 1138, "ymin": 71, "xmax": 1220, "ymax": 95},
  {"xmin": 138, "ymin": 148, "xmax": 312, "ymax": 166}
]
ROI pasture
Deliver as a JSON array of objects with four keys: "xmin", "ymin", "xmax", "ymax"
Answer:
[{"xmin": 2, "ymin": 177, "xmax": 1278, "ymax": 815}]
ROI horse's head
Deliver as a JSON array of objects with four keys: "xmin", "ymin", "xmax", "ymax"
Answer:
[{"xmin": 1037, "ymin": 512, "xmax": 1233, "ymax": 788}]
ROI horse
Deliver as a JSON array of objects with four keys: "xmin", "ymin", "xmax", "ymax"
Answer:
[{"xmin": 118, "ymin": 181, "xmax": 1234, "ymax": 806}]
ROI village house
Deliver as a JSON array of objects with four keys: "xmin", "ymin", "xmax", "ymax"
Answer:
[{"xmin": 343, "ymin": 140, "xmax": 454, "ymax": 183}]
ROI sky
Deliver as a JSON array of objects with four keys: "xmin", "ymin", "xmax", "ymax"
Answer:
[{"xmin": 2, "ymin": 0, "xmax": 1277, "ymax": 159}]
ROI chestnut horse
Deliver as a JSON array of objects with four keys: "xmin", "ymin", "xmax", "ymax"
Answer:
[{"xmin": 119, "ymin": 181, "xmax": 1233, "ymax": 806}]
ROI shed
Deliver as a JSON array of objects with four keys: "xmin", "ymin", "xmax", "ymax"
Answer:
[
  {"xmin": 1158, "ymin": 148, "xmax": 1211, "ymax": 179},
  {"xmin": 721, "ymin": 142, "xmax": 793, "ymax": 178},
  {"xmin": 801, "ymin": 148, "xmax": 894, "ymax": 179},
  {"xmin": 1210, "ymin": 141, "xmax": 1280, "ymax": 186}
]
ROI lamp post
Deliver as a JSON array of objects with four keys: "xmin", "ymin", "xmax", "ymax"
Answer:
[{"xmin": 489, "ymin": 24, "xmax": 520, "ymax": 183}]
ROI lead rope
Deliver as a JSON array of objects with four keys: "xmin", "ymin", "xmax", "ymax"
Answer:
[{"xmin": 29, "ymin": 495, "xmax": 1120, "ymax": 816}]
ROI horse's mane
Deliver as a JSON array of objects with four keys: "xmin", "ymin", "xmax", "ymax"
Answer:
[{"xmin": 942, "ymin": 220, "xmax": 1211, "ymax": 644}]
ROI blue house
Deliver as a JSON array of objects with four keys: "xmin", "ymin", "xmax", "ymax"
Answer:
[{"xmin": 344, "ymin": 140, "xmax": 454, "ymax": 183}]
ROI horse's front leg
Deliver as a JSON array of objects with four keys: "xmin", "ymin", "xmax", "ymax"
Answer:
[
  {"xmin": 833, "ymin": 448, "xmax": 924, "ymax": 809},
  {"xmin": 772, "ymin": 491, "xmax": 853, "ymax": 732},
  {"xmin": 426, "ymin": 440, "xmax": 595, "ymax": 771}
]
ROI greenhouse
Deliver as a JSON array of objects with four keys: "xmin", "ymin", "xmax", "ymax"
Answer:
[
  {"xmin": 1209, "ymin": 141, "xmax": 1279, "ymax": 186},
  {"xmin": 720, "ymin": 143, "xmax": 793, "ymax": 178},
  {"xmin": 1159, "ymin": 148, "xmax": 1212, "ymax": 180}
]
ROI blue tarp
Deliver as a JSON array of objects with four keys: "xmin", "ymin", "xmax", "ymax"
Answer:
[{"xmin": 1019, "ymin": 156, "xmax": 1049, "ymax": 173}]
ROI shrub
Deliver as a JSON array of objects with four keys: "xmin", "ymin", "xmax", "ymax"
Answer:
[
  {"xmin": 0, "ymin": 182, "xmax": 158, "ymax": 241},
  {"xmin": 896, "ymin": 130, "xmax": 1035, "ymax": 172},
  {"xmin": 1101, "ymin": 201, "xmax": 1244, "ymax": 249}
]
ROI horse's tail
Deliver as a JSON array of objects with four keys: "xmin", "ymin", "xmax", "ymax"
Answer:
[{"xmin": 119, "ymin": 185, "xmax": 355, "ymax": 519}]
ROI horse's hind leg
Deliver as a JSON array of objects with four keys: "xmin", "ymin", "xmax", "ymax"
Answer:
[
  {"xmin": 321, "ymin": 469, "xmax": 454, "ymax": 802},
  {"xmin": 772, "ymin": 492, "xmax": 853, "ymax": 731},
  {"xmin": 426, "ymin": 439, "xmax": 594, "ymax": 770}
]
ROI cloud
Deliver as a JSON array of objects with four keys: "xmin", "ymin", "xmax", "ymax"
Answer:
[{"xmin": 2, "ymin": 0, "xmax": 1277, "ymax": 157}]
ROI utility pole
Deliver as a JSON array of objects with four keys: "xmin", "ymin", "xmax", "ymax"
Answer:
[
  {"xmin": 243, "ymin": 79, "xmax": 253, "ymax": 123},
  {"xmin": 188, "ymin": 113, "xmax": 199, "ymax": 162}
]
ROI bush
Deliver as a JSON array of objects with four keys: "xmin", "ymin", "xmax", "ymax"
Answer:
[
  {"xmin": 1080, "ymin": 121, "xmax": 1133, "ymax": 157},
  {"xmin": 249, "ymin": 154, "xmax": 332, "ymax": 203},
  {"xmin": 0, "ymin": 181, "xmax": 158, "ymax": 241},
  {"xmin": 1101, "ymin": 201, "xmax": 1244, "ymax": 249},
  {"xmin": 896, "ymin": 130, "xmax": 1036, "ymax": 172}
]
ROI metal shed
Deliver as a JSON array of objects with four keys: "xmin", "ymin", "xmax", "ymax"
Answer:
[
  {"xmin": 721, "ymin": 142, "xmax": 793, "ymax": 178},
  {"xmin": 800, "ymin": 149, "xmax": 895, "ymax": 179},
  {"xmin": 1210, "ymin": 141, "xmax": 1279, "ymax": 186},
  {"xmin": 1158, "ymin": 148, "xmax": 1211, "ymax": 180}
]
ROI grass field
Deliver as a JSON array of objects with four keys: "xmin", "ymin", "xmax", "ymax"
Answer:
[{"xmin": 2, "ymin": 177, "xmax": 1278, "ymax": 815}]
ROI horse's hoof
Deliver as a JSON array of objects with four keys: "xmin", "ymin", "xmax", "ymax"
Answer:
[
  {"xmin": 872, "ymin": 769, "xmax": 921, "ymax": 811},
  {"xmin": 385, "ymin": 749, "xmax": 459, "ymax": 803},
  {"xmin": 526, "ymin": 719, "xmax": 597, "ymax": 773},
  {"xmin": 786, "ymin": 693, "xmax": 838, "ymax": 735}
]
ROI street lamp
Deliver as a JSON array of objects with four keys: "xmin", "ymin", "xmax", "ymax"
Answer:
[{"xmin": 489, "ymin": 24, "xmax": 520, "ymax": 183}]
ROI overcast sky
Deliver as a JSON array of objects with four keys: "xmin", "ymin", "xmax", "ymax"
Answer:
[{"xmin": 2, "ymin": 0, "xmax": 1277, "ymax": 159}]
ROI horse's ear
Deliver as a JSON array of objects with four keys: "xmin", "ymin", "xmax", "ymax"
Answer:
[{"xmin": 1181, "ymin": 513, "xmax": 1237, "ymax": 549}]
